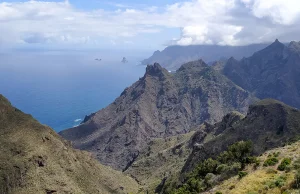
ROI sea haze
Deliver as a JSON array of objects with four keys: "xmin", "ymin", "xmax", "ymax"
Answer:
[{"xmin": 0, "ymin": 50, "xmax": 148, "ymax": 132}]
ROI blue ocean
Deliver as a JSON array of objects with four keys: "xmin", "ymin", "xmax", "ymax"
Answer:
[{"xmin": 0, "ymin": 50, "xmax": 148, "ymax": 132}]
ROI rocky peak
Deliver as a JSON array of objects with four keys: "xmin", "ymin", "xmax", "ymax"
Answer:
[
  {"xmin": 226, "ymin": 57, "xmax": 238, "ymax": 64},
  {"xmin": 261, "ymin": 38, "xmax": 285, "ymax": 52},
  {"xmin": 145, "ymin": 63, "xmax": 169, "ymax": 78},
  {"xmin": 223, "ymin": 40, "xmax": 300, "ymax": 108},
  {"xmin": 153, "ymin": 50, "xmax": 161, "ymax": 56},
  {"xmin": 60, "ymin": 58, "xmax": 255, "ymax": 170},
  {"xmin": 247, "ymin": 99, "xmax": 290, "ymax": 118},
  {"xmin": 177, "ymin": 59, "xmax": 208, "ymax": 73},
  {"xmin": 247, "ymin": 39, "xmax": 285, "ymax": 60}
]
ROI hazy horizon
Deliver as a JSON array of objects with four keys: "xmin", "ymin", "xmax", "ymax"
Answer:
[{"xmin": 0, "ymin": 50, "xmax": 147, "ymax": 131}]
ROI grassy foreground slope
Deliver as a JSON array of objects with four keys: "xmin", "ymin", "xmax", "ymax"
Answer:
[
  {"xmin": 205, "ymin": 141, "xmax": 300, "ymax": 194},
  {"xmin": 0, "ymin": 94, "xmax": 139, "ymax": 194}
]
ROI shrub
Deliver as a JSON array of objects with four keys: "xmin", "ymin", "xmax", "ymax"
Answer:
[
  {"xmin": 228, "ymin": 141, "xmax": 253, "ymax": 163},
  {"xmin": 238, "ymin": 171, "xmax": 248, "ymax": 179},
  {"xmin": 205, "ymin": 173, "xmax": 217, "ymax": 187},
  {"xmin": 186, "ymin": 177, "xmax": 204, "ymax": 192},
  {"xmin": 215, "ymin": 192, "xmax": 222, "ymax": 194},
  {"xmin": 265, "ymin": 175, "xmax": 287, "ymax": 189},
  {"xmin": 294, "ymin": 169, "xmax": 300, "ymax": 189},
  {"xmin": 277, "ymin": 158, "xmax": 291, "ymax": 171},
  {"xmin": 194, "ymin": 158, "xmax": 219, "ymax": 178},
  {"xmin": 293, "ymin": 158, "xmax": 300, "ymax": 170},
  {"xmin": 263, "ymin": 157, "xmax": 279, "ymax": 166},
  {"xmin": 216, "ymin": 164, "xmax": 230, "ymax": 174},
  {"xmin": 173, "ymin": 141, "xmax": 255, "ymax": 193},
  {"xmin": 274, "ymin": 176, "xmax": 286, "ymax": 188}
]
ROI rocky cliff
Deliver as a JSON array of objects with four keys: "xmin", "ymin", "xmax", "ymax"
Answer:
[
  {"xmin": 160, "ymin": 99, "xmax": 300, "ymax": 193},
  {"xmin": 223, "ymin": 40, "xmax": 300, "ymax": 108},
  {"xmin": 183, "ymin": 99, "xmax": 300, "ymax": 174},
  {"xmin": 60, "ymin": 60, "xmax": 255, "ymax": 170}
]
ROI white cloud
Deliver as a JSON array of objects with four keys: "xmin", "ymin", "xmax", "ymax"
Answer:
[
  {"xmin": 243, "ymin": 0, "xmax": 300, "ymax": 25},
  {"xmin": 0, "ymin": 0, "xmax": 300, "ymax": 48}
]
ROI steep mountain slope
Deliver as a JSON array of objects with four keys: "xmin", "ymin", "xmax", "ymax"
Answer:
[
  {"xmin": 141, "ymin": 43, "xmax": 269, "ymax": 70},
  {"xmin": 204, "ymin": 141, "xmax": 300, "ymax": 194},
  {"xmin": 60, "ymin": 60, "xmax": 255, "ymax": 170},
  {"xmin": 160, "ymin": 99, "xmax": 300, "ymax": 193},
  {"xmin": 223, "ymin": 40, "xmax": 300, "ymax": 108},
  {"xmin": 125, "ymin": 112, "xmax": 245, "ymax": 193},
  {"xmin": 184, "ymin": 99, "xmax": 300, "ymax": 175},
  {"xmin": 125, "ymin": 131, "xmax": 195, "ymax": 193},
  {"xmin": 0, "ymin": 94, "xmax": 139, "ymax": 194}
]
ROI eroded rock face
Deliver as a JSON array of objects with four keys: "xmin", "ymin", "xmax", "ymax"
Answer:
[
  {"xmin": 60, "ymin": 60, "xmax": 255, "ymax": 170},
  {"xmin": 223, "ymin": 40, "xmax": 300, "ymax": 108},
  {"xmin": 183, "ymin": 99, "xmax": 300, "ymax": 175}
]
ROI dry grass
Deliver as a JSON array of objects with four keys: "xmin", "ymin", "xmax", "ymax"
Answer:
[
  {"xmin": 0, "ymin": 94, "xmax": 139, "ymax": 194},
  {"xmin": 205, "ymin": 141, "xmax": 300, "ymax": 194}
]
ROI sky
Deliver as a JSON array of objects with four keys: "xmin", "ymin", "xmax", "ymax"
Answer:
[{"xmin": 1, "ymin": 0, "xmax": 300, "ymax": 51}]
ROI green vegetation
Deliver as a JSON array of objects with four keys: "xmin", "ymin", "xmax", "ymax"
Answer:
[
  {"xmin": 168, "ymin": 141, "xmax": 256, "ymax": 194},
  {"xmin": 293, "ymin": 158, "xmax": 300, "ymax": 189},
  {"xmin": 194, "ymin": 141, "xmax": 300, "ymax": 194},
  {"xmin": 264, "ymin": 175, "xmax": 287, "ymax": 189},
  {"xmin": 238, "ymin": 171, "xmax": 248, "ymax": 179},
  {"xmin": 277, "ymin": 158, "xmax": 292, "ymax": 171},
  {"xmin": 294, "ymin": 169, "xmax": 300, "ymax": 188},
  {"xmin": 263, "ymin": 157, "xmax": 279, "ymax": 167}
]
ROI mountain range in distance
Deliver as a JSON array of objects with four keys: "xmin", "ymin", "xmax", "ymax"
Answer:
[{"xmin": 141, "ymin": 43, "xmax": 271, "ymax": 70}]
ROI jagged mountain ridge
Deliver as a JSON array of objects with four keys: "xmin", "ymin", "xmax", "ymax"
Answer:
[
  {"xmin": 60, "ymin": 60, "xmax": 255, "ymax": 171},
  {"xmin": 223, "ymin": 40, "xmax": 300, "ymax": 108},
  {"xmin": 0, "ymin": 94, "xmax": 139, "ymax": 194},
  {"xmin": 159, "ymin": 99, "xmax": 300, "ymax": 193},
  {"xmin": 141, "ymin": 43, "xmax": 269, "ymax": 70},
  {"xmin": 183, "ymin": 99, "xmax": 300, "ymax": 174}
]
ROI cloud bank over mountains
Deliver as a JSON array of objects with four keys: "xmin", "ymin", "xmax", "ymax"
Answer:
[{"xmin": 0, "ymin": 0, "xmax": 300, "ymax": 49}]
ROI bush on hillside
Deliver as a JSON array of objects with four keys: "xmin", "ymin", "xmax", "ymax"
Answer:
[
  {"xmin": 294, "ymin": 169, "xmax": 300, "ymax": 189},
  {"xmin": 238, "ymin": 171, "xmax": 248, "ymax": 179},
  {"xmin": 277, "ymin": 158, "xmax": 291, "ymax": 171},
  {"xmin": 172, "ymin": 141, "xmax": 255, "ymax": 193},
  {"xmin": 263, "ymin": 157, "xmax": 279, "ymax": 167}
]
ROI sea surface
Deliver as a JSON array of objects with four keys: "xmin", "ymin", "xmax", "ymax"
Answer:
[{"xmin": 0, "ymin": 50, "xmax": 148, "ymax": 132}]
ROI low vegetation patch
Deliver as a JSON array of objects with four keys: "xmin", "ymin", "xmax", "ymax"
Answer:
[
  {"xmin": 293, "ymin": 158, "xmax": 300, "ymax": 189},
  {"xmin": 238, "ymin": 171, "xmax": 248, "ymax": 179},
  {"xmin": 277, "ymin": 158, "xmax": 292, "ymax": 171},
  {"xmin": 263, "ymin": 157, "xmax": 279, "ymax": 167},
  {"xmin": 264, "ymin": 175, "xmax": 287, "ymax": 189},
  {"xmin": 166, "ymin": 141, "xmax": 257, "ymax": 194}
]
